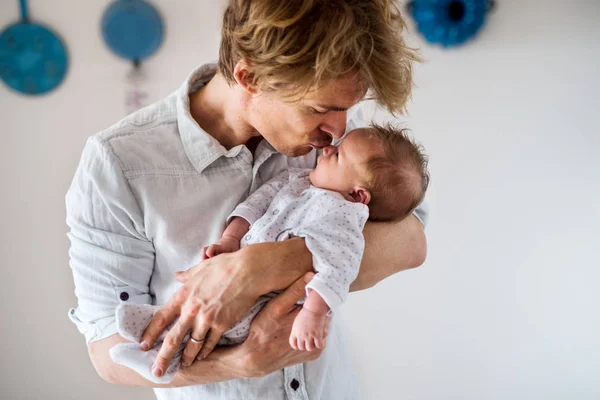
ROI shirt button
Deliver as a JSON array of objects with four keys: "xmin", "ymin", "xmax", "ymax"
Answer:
[
  {"xmin": 119, "ymin": 292, "xmax": 129, "ymax": 301},
  {"xmin": 273, "ymin": 209, "xmax": 279, "ymax": 215},
  {"xmin": 290, "ymin": 379, "xmax": 300, "ymax": 391},
  {"xmin": 245, "ymin": 234, "xmax": 252, "ymax": 241}
]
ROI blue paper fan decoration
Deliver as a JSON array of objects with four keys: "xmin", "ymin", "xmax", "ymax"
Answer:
[
  {"xmin": 100, "ymin": 0, "xmax": 165, "ymax": 115},
  {"xmin": 101, "ymin": 0, "xmax": 164, "ymax": 62},
  {"xmin": 0, "ymin": 0, "xmax": 69, "ymax": 95},
  {"xmin": 408, "ymin": 0, "xmax": 494, "ymax": 48}
]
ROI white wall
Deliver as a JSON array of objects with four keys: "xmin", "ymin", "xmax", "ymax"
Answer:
[{"xmin": 1, "ymin": 1, "xmax": 598, "ymax": 399}]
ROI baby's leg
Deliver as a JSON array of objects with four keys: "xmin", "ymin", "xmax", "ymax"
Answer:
[{"xmin": 290, "ymin": 289, "xmax": 331, "ymax": 351}]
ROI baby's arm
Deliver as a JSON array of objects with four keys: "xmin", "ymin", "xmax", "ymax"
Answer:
[
  {"xmin": 202, "ymin": 217, "xmax": 250, "ymax": 259},
  {"xmin": 290, "ymin": 289, "xmax": 331, "ymax": 351}
]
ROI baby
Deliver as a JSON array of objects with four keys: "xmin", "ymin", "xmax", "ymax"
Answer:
[
  {"xmin": 110, "ymin": 124, "xmax": 429, "ymax": 383},
  {"xmin": 203, "ymin": 124, "xmax": 430, "ymax": 352}
]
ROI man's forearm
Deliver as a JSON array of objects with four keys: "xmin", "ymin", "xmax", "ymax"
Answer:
[
  {"xmin": 251, "ymin": 215, "xmax": 426, "ymax": 295},
  {"xmin": 88, "ymin": 334, "xmax": 246, "ymax": 388},
  {"xmin": 350, "ymin": 215, "xmax": 427, "ymax": 291},
  {"xmin": 244, "ymin": 238, "xmax": 313, "ymax": 295}
]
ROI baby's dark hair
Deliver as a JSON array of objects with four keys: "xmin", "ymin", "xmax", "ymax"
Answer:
[{"xmin": 364, "ymin": 124, "xmax": 430, "ymax": 222}]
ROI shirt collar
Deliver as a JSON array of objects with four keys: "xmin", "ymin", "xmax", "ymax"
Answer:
[{"xmin": 177, "ymin": 63, "xmax": 245, "ymax": 173}]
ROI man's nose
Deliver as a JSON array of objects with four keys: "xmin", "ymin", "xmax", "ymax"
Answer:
[{"xmin": 320, "ymin": 111, "xmax": 347, "ymax": 140}]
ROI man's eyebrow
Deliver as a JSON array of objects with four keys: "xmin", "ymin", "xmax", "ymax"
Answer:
[{"xmin": 317, "ymin": 104, "xmax": 348, "ymax": 112}]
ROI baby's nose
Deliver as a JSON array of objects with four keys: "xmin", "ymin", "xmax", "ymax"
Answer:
[{"xmin": 322, "ymin": 146, "xmax": 336, "ymax": 156}]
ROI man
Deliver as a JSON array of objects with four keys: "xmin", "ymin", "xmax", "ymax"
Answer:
[{"xmin": 67, "ymin": 1, "xmax": 428, "ymax": 398}]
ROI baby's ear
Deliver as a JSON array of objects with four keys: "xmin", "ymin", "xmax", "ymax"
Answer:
[{"xmin": 350, "ymin": 187, "xmax": 371, "ymax": 205}]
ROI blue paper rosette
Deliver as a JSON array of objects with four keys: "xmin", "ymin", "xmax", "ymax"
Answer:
[{"xmin": 408, "ymin": 0, "xmax": 493, "ymax": 47}]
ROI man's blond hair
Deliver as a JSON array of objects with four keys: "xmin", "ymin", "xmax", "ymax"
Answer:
[{"xmin": 218, "ymin": 0, "xmax": 421, "ymax": 114}]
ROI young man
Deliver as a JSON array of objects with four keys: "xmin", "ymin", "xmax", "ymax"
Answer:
[{"xmin": 67, "ymin": 1, "xmax": 428, "ymax": 399}]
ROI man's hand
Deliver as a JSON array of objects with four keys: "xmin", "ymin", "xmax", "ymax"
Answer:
[
  {"xmin": 235, "ymin": 272, "xmax": 325, "ymax": 378},
  {"xmin": 140, "ymin": 249, "xmax": 264, "ymax": 378},
  {"xmin": 141, "ymin": 238, "xmax": 313, "ymax": 379},
  {"xmin": 202, "ymin": 236, "xmax": 240, "ymax": 260}
]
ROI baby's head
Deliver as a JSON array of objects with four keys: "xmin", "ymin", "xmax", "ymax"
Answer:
[{"xmin": 309, "ymin": 124, "xmax": 429, "ymax": 221}]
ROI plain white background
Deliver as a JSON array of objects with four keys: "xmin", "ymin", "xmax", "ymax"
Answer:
[{"xmin": 1, "ymin": 1, "xmax": 598, "ymax": 399}]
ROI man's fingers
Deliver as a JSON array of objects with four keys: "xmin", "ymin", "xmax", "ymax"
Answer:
[
  {"xmin": 181, "ymin": 337, "xmax": 203, "ymax": 367},
  {"xmin": 141, "ymin": 301, "xmax": 180, "ymax": 350},
  {"xmin": 174, "ymin": 266, "xmax": 197, "ymax": 283},
  {"xmin": 263, "ymin": 272, "xmax": 314, "ymax": 318},
  {"xmin": 174, "ymin": 270, "xmax": 189, "ymax": 283},
  {"xmin": 181, "ymin": 324, "xmax": 210, "ymax": 367},
  {"xmin": 152, "ymin": 317, "xmax": 193, "ymax": 377},
  {"xmin": 175, "ymin": 261, "xmax": 206, "ymax": 283},
  {"xmin": 198, "ymin": 328, "xmax": 222, "ymax": 360}
]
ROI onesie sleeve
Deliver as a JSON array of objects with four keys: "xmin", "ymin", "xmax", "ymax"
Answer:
[{"xmin": 294, "ymin": 192, "xmax": 369, "ymax": 313}]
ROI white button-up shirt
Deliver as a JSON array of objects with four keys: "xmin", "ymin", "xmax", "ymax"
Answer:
[{"xmin": 66, "ymin": 63, "xmax": 429, "ymax": 400}]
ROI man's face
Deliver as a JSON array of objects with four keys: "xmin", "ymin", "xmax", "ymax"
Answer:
[{"xmin": 247, "ymin": 73, "xmax": 366, "ymax": 157}]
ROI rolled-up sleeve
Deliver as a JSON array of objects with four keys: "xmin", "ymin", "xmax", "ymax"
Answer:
[{"xmin": 66, "ymin": 136, "xmax": 155, "ymax": 344}]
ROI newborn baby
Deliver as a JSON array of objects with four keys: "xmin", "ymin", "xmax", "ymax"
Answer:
[{"xmin": 110, "ymin": 124, "xmax": 430, "ymax": 383}]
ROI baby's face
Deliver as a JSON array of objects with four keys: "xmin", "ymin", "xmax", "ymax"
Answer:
[{"xmin": 309, "ymin": 128, "xmax": 381, "ymax": 197}]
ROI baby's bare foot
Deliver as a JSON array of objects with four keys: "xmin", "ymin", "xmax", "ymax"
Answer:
[{"xmin": 289, "ymin": 308, "xmax": 328, "ymax": 351}]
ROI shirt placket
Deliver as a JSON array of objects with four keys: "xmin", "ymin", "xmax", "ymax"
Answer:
[
  {"xmin": 283, "ymin": 364, "xmax": 309, "ymax": 399},
  {"xmin": 250, "ymin": 140, "xmax": 277, "ymax": 193}
]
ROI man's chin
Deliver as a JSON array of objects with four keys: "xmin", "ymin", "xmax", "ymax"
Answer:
[{"xmin": 281, "ymin": 146, "xmax": 313, "ymax": 158}]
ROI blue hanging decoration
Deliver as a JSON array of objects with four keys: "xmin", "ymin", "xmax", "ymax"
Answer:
[
  {"xmin": 101, "ymin": 0, "xmax": 164, "ymax": 62},
  {"xmin": 0, "ymin": 0, "xmax": 69, "ymax": 95},
  {"xmin": 407, "ymin": 0, "xmax": 494, "ymax": 48},
  {"xmin": 101, "ymin": 0, "xmax": 164, "ymax": 114}
]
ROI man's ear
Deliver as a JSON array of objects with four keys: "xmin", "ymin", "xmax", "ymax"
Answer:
[
  {"xmin": 233, "ymin": 60, "xmax": 258, "ymax": 95},
  {"xmin": 350, "ymin": 187, "xmax": 371, "ymax": 205}
]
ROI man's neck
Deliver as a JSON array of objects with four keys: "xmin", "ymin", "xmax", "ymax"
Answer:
[{"xmin": 189, "ymin": 73, "xmax": 259, "ymax": 150}]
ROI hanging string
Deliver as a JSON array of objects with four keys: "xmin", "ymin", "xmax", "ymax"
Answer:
[
  {"xmin": 20, "ymin": 0, "xmax": 30, "ymax": 22},
  {"xmin": 125, "ymin": 59, "xmax": 148, "ymax": 115}
]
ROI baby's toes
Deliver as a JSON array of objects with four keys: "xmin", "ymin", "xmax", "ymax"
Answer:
[
  {"xmin": 289, "ymin": 335, "xmax": 298, "ymax": 350},
  {"xmin": 315, "ymin": 336, "xmax": 326, "ymax": 349},
  {"xmin": 305, "ymin": 337, "xmax": 315, "ymax": 351},
  {"xmin": 303, "ymin": 338, "xmax": 310, "ymax": 351}
]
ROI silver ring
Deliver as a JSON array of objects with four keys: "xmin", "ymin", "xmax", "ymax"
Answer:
[{"xmin": 190, "ymin": 336, "xmax": 205, "ymax": 344}]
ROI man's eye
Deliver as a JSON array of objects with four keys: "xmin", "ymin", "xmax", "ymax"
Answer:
[{"xmin": 311, "ymin": 108, "xmax": 328, "ymax": 115}]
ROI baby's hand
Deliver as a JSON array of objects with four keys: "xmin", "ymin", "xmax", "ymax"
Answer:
[
  {"xmin": 289, "ymin": 307, "xmax": 329, "ymax": 351},
  {"xmin": 202, "ymin": 236, "xmax": 240, "ymax": 260}
]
